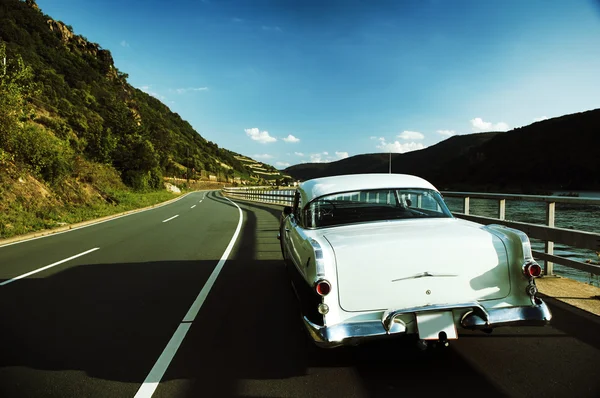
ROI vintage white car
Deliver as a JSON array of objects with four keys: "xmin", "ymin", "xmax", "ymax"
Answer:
[{"xmin": 278, "ymin": 174, "xmax": 552, "ymax": 349}]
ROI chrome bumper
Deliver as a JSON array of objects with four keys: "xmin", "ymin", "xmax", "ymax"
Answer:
[
  {"xmin": 460, "ymin": 299, "xmax": 552, "ymax": 329},
  {"xmin": 303, "ymin": 300, "xmax": 552, "ymax": 349}
]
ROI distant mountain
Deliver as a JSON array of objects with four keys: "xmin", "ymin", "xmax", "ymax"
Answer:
[
  {"xmin": 0, "ymin": 0, "xmax": 288, "ymax": 188},
  {"xmin": 284, "ymin": 109, "xmax": 600, "ymax": 193}
]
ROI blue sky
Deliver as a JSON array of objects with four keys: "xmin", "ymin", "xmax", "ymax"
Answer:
[{"xmin": 37, "ymin": 0, "xmax": 600, "ymax": 168}]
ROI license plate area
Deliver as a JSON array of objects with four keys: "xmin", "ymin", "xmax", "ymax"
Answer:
[{"xmin": 416, "ymin": 311, "xmax": 458, "ymax": 340}]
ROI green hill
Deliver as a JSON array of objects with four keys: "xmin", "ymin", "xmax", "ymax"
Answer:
[
  {"xmin": 0, "ymin": 0, "xmax": 294, "ymax": 238},
  {"xmin": 0, "ymin": 0, "xmax": 286, "ymax": 188},
  {"xmin": 284, "ymin": 109, "xmax": 600, "ymax": 193}
]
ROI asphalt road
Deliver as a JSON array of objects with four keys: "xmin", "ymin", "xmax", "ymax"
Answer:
[{"xmin": 0, "ymin": 190, "xmax": 599, "ymax": 398}]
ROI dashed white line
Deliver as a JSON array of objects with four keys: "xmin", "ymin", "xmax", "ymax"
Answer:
[
  {"xmin": 134, "ymin": 197, "xmax": 243, "ymax": 398},
  {"xmin": 162, "ymin": 215, "xmax": 179, "ymax": 223},
  {"xmin": 0, "ymin": 192, "xmax": 194, "ymax": 249},
  {"xmin": 191, "ymin": 205, "xmax": 196, "ymax": 209},
  {"xmin": 0, "ymin": 248, "xmax": 100, "ymax": 286}
]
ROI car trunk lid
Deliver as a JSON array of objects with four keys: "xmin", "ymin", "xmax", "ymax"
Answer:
[{"xmin": 323, "ymin": 219, "xmax": 511, "ymax": 312}]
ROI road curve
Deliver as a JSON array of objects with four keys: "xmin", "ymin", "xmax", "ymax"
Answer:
[{"xmin": 0, "ymin": 191, "xmax": 599, "ymax": 398}]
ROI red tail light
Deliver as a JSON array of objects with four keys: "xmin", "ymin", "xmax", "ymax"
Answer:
[
  {"xmin": 524, "ymin": 262, "xmax": 542, "ymax": 278},
  {"xmin": 315, "ymin": 280, "xmax": 331, "ymax": 296}
]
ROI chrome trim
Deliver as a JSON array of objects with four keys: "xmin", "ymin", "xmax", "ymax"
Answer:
[
  {"xmin": 383, "ymin": 302, "xmax": 489, "ymax": 330},
  {"xmin": 392, "ymin": 272, "xmax": 458, "ymax": 282},
  {"xmin": 303, "ymin": 300, "xmax": 552, "ymax": 348},
  {"xmin": 309, "ymin": 238, "xmax": 326, "ymax": 277},
  {"xmin": 303, "ymin": 316, "xmax": 404, "ymax": 349},
  {"xmin": 461, "ymin": 299, "xmax": 552, "ymax": 329}
]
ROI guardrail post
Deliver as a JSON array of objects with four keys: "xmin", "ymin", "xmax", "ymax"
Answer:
[
  {"xmin": 463, "ymin": 197, "xmax": 470, "ymax": 215},
  {"xmin": 498, "ymin": 199, "xmax": 506, "ymax": 220},
  {"xmin": 545, "ymin": 202, "xmax": 555, "ymax": 276}
]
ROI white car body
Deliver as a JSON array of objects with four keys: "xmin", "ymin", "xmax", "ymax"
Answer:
[{"xmin": 278, "ymin": 173, "xmax": 552, "ymax": 348}]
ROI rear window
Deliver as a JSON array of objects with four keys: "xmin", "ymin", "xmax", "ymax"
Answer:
[{"xmin": 304, "ymin": 188, "xmax": 452, "ymax": 228}]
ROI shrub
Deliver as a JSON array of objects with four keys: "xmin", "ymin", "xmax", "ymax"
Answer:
[{"xmin": 12, "ymin": 124, "xmax": 74, "ymax": 184}]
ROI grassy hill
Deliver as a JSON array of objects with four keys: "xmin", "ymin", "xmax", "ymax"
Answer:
[
  {"xmin": 0, "ymin": 0, "xmax": 290, "ymax": 187},
  {"xmin": 284, "ymin": 109, "xmax": 600, "ymax": 193},
  {"xmin": 0, "ymin": 0, "xmax": 291, "ymax": 238}
]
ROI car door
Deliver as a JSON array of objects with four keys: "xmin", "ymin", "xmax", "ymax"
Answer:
[{"xmin": 285, "ymin": 191, "xmax": 306, "ymax": 277}]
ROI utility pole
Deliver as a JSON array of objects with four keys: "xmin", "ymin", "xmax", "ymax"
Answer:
[{"xmin": 186, "ymin": 147, "xmax": 190, "ymax": 182}]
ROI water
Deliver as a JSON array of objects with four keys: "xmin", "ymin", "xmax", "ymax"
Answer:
[{"xmin": 444, "ymin": 192, "xmax": 600, "ymax": 287}]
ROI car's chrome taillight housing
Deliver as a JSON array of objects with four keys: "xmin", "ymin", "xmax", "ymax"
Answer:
[
  {"xmin": 523, "ymin": 261, "xmax": 542, "ymax": 278},
  {"xmin": 315, "ymin": 279, "xmax": 331, "ymax": 296}
]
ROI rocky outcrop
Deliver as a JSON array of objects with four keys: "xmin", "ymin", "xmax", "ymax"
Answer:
[{"xmin": 25, "ymin": 0, "xmax": 39, "ymax": 11}]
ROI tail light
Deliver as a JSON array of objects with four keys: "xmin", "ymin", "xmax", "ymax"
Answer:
[
  {"xmin": 523, "ymin": 262, "xmax": 542, "ymax": 278},
  {"xmin": 315, "ymin": 279, "xmax": 331, "ymax": 296}
]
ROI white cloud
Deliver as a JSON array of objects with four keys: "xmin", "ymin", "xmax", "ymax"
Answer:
[
  {"xmin": 470, "ymin": 117, "xmax": 509, "ymax": 132},
  {"xmin": 398, "ymin": 130, "xmax": 425, "ymax": 140},
  {"xmin": 534, "ymin": 116, "xmax": 548, "ymax": 122},
  {"xmin": 294, "ymin": 152, "xmax": 304, "ymax": 156},
  {"xmin": 283, "ymin": 134, "xmax": 300, "ymax": 143},
  {"xmin": 436, "ymin": 129, "xmax": 456, "ymax": 137},
  {"xmin": 245, "ymin": 128, "xmax": 277, "ymax": 143},
  {"xmin": 310, "ymin": 153, "xmax": 326, "ymax": 163},
  {"xmin": 376, "ymin": 138, "xmax": 425, "ymax": 153},
  {"xmin": 253, "ymin": 154, "xmax": 273, "ymax": 159},
  {"xmin": 120, "ymin": 40, "xmax": 129, "ymax": 47},
  {"xmin": 307, "ymin": 151, "xmax": 341, "ymax": 163},
  {"xmin": 276, "ymin": 161, "xmax": 290, "ymax": 167},
  {"xmin": 138, "ymin": 85, "xmax": 165, "ymax": 100},
  {"xmin": 175, "ymin": 87, "xmax": 209, "ymax": 94}
]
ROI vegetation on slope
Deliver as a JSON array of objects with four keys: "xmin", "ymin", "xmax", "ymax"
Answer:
[{"xmin": 0, "ymin": 0, "xmax": 289, "ymax": 238}]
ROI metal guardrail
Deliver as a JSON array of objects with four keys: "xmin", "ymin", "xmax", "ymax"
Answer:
[
  {"xmin": 221, "ymin": 187, "xmax": 600, "ymax": 276},
  {"xmin": 441, "ymin": 192, "xmax": 600, "ymax": 276},
  {"xmin": 222, "ymin": 187, "xmax": 295, "ymax": 206}
]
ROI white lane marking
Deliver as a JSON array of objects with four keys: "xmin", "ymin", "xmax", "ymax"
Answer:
[
  {"xmin": 0, "ymin": 248, "xmax": 100, "ymax": 286},
  {"xmin": 199, "ymin": 200, "xmax": 203, "ymax": 203},
  {"xmin": 162, "ymin": 215, "xmax": 179, "ymax": 223},
  {"xmin": 0, "ymin": 193, "xmax": 196, "ymax": 249},
  {"xmin": 190, "ymin": 205, "xmax": 196, "ymax": 209},
  {"xmin": 182, "ymin": 199, "xmax": 243, "ymax": 322},
  {"xmin": 134, "ymin": 197, "xmax": 243, "ymax": 398},
  {"xmin": 133, "ymin": 323, "xmax": 191, "ymax": 398}
]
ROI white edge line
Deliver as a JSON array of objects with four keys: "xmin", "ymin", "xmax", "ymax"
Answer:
[
  {"xmin": 0, "ymin": 247, "xmax": 100, "ymax": 286},
  {"xmin": 134, "ymin": 197, "xmax": 243, "ymax": 398},
  {"xmin": 161, "ymin": 215, "xmax": 179, "ymax": 223},
  {"xmin": 0, "ymin": 192, "xmax": 199, "ymax": 249},
  {"xmin": 133, "ymin": 323, "xmax": 191, "ymax": 398}
]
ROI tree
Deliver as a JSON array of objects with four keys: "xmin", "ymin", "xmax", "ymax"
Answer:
[{"xmin": 0, "ymin": 40, "xmax": 35, "ymax": 153}]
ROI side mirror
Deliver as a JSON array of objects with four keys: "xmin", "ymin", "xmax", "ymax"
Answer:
[{"xmin": 283, "ymin": 206, "xmax": 292, "ymax": 215}]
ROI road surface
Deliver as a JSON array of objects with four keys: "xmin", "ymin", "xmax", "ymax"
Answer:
[{"xmin": 0, "ymin": 190, "xmax": 599, "ymax": 398}]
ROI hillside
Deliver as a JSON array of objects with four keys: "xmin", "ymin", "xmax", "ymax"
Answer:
[
  {"xmin": 284, "ymin": 109, "xmax": 600, "ymax": 192},
  {"xmin": 0, "ymin": 0, "xmax": 287, "ymax": 187},
  {"xmin": 0, "ymin": 0, "xmax": 296, "ymax": 239}
]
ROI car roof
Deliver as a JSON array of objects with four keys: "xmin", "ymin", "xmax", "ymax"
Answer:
[{"xmin": 298, "ymin": 173, "xmax": 439, "ymax": 205}]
